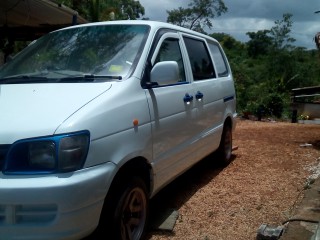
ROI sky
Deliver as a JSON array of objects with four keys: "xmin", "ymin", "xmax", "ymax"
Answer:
[{"xmin": 138, "ymin": 0, "xmax": 320, "ymax": 50}]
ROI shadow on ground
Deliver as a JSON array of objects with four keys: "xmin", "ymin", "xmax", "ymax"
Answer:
[{"xmin": 145, "ymin": 153, "xmax": 236, "ymax": 239}]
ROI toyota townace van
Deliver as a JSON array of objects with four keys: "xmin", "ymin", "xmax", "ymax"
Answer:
[{"xmin": 0, "ymin": 20, "xmax": 237, "ymax": 240}]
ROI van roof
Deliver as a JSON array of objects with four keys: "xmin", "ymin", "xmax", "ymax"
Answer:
[{"xmin": 58, "ymin": 20, "xmax": 219, "ymax": 43}]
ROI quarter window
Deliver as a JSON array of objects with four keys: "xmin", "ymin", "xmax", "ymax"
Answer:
[
  {"xmin": 208, "ymin": 43, "xmax": 229, "ymax": 77},
  {"xmin": 183, "ymin": 37, "xmax": 216, "ymax": 80}
]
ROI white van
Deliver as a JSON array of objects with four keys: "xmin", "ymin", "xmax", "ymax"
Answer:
[{"xmin": 0, "ymin": 20, "xmax": 237, "ymax": 240}]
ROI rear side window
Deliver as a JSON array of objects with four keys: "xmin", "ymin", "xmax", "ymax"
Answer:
[
  {"xmin": 183, "ymin": 37, "xmax": 216, "ymax": 81},
  {"xmin": 208, "ymin": 43, "xmax": 229, "ymax": 77}
]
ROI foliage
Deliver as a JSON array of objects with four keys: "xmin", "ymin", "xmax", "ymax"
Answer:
[
  {"xmin": 167, "ymin": 0, "xmax": 227, "ymax": 33},
  {"xmin": 269, "ymin": 13, "xmax": 296, "ymax": 50},
  {"xmin": 229, "ymin": 13, "xmax": 320, "ymax": 120},
  {"xmin": 246, "ymin": 30, "xmax": 272, "ymax": 58},
  {"xmin": 58, "ymin": 0, "xmax": 145, "ymax": 22}
]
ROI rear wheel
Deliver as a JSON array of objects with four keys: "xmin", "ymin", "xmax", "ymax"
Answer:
[
  {"xmin": 99, "ymin": 176, "xmax": 148, "ymax": 240},
  {"xmin": 217, "ymin": 124, "xmax": 232, "ymax": 165}
]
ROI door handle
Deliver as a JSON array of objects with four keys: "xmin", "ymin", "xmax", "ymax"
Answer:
[
  {"xmin": 195, "ymin": 91, "xmax": 203, "ymax": 101},
  {"xmin": 183, "ymin": 93, "xmax": 193, "ymax": 104}
]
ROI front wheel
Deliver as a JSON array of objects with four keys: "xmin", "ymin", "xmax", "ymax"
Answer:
[
  {"xmin": 217, "ymin": 124, "xmax": 232, "ymax": 165},
  {"xmin": 99, "ymin": 176, "xmax": 149, "ymax": 240}
]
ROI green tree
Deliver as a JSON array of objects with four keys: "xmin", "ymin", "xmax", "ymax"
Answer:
[
  {"xmin": 269, "ymin": 13, "xmax": 296, "ymax": 50},
  {"xmin": 267, "ymin": 14, "xmax": 297, "ymax": 91},
  {"xmin": 111, "ymin": 0, "xmax": 145, "ymax": 20},
  {"xmin": 246, "ymin": 30, "xmax": 272, "ymax": 58},
  {"xmin": 223, "ymin": 13, "xmax": 300, "ymax": 118},
  {"xmin": 60, "ymin": 0, "xmax": 145, "ymax": 22},
  {"xmin": 210, "ymin": 33, "xmax": 244, "ymax": 51},
  {"xmin": 167, "ymin": 0, "xmax": 227, "ymax": 33}
]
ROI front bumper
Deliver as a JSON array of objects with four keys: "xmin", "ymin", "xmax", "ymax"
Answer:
[{"xmin": 0, "ymin": 162, "xmax": 116, "ymax": 240}]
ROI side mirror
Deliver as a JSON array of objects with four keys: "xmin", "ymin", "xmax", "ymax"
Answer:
[{"xmin": 150, "ymin": 61, "xmax": 179, "ymax": 86}]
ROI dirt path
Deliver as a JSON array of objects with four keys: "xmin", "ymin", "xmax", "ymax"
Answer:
[{"xmin": 146, "ymin": 119, "xmax": 320, "ymax": 240}]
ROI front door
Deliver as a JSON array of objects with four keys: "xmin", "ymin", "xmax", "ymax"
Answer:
[{"xmin": 145, "ymin": 32, "xmax": 198, "ymax": 190}]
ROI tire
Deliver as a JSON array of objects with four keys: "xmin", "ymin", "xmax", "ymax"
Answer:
[
  {"xmin": 99, "ymin": 176, "xmax": 149, "ymax": 240},
  {"xmin": 217, "ymin": 124, "xmax": 232, "ymax": 165}
]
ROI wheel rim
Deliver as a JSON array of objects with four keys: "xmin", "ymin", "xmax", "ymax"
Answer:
[{"xmin": 120, "ymin": 187, "xmax": 147, "ymax": 240}]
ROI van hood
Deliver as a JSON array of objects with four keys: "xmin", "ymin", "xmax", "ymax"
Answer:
[{"xmin": 0, "ymin": 83, "xmax": 112, "ymax": 144}]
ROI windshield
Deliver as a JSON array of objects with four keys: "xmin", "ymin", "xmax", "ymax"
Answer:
[{"xmin": 0, "ymin": 24, "xmax": 149, "ymax": 83}]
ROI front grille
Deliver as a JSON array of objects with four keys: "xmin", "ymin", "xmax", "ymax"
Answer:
[{"xmin": 0, "ymin": 145, "xmax": 10, "ymax": 171}]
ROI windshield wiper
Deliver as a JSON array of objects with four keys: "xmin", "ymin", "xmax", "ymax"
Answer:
[
  {"xmin": 0, "ymin": 75, "xmax": 50, "ymax": 84},
  {"xmin": 58, "ymin": 74, "xmax": 122, "ymax": 83},
  {"xmin": 0, "ymin": 74, "xmax": 122, "ymax": 84}
]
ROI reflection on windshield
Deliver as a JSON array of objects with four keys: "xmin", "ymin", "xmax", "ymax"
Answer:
[{"xmin": 0, "ymin": 24, "xmax": 149, "ymax": 83}]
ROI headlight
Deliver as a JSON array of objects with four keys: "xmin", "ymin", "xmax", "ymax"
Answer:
[{"xmin": 3, "ymin": 131, "xmax": 90, "ymax": 175}]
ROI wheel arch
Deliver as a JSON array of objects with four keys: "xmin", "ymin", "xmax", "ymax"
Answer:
[
  {"xmin": 223, "ymin": 115, "xmax": 233, "ymax": 130},
  {"xmin": 96, "ymin": 157, "xmax": 152, "ymax": 239},
  {"xmin": 108, "ymin": 157, "xmax": 153, "ymax": 198}
]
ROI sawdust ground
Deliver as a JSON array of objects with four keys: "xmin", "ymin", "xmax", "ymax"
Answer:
[{"xmin": 146, "ymin": 119, "xmax": 320, "ymax": 240}]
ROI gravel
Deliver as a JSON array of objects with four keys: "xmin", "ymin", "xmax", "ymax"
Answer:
[{"xmin": 146, "ymin": 119, "xmax": 320, "ymax": 240}]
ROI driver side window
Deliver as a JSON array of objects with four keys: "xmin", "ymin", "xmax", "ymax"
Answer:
[{"xmin": 154, "ymin": 38, "xmax": 186, "ymax": 83}]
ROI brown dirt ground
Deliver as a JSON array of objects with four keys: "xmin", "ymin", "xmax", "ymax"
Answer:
[{"xmin": 146, "ymin": 119, "xmax": 320, "ymax": 240}]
